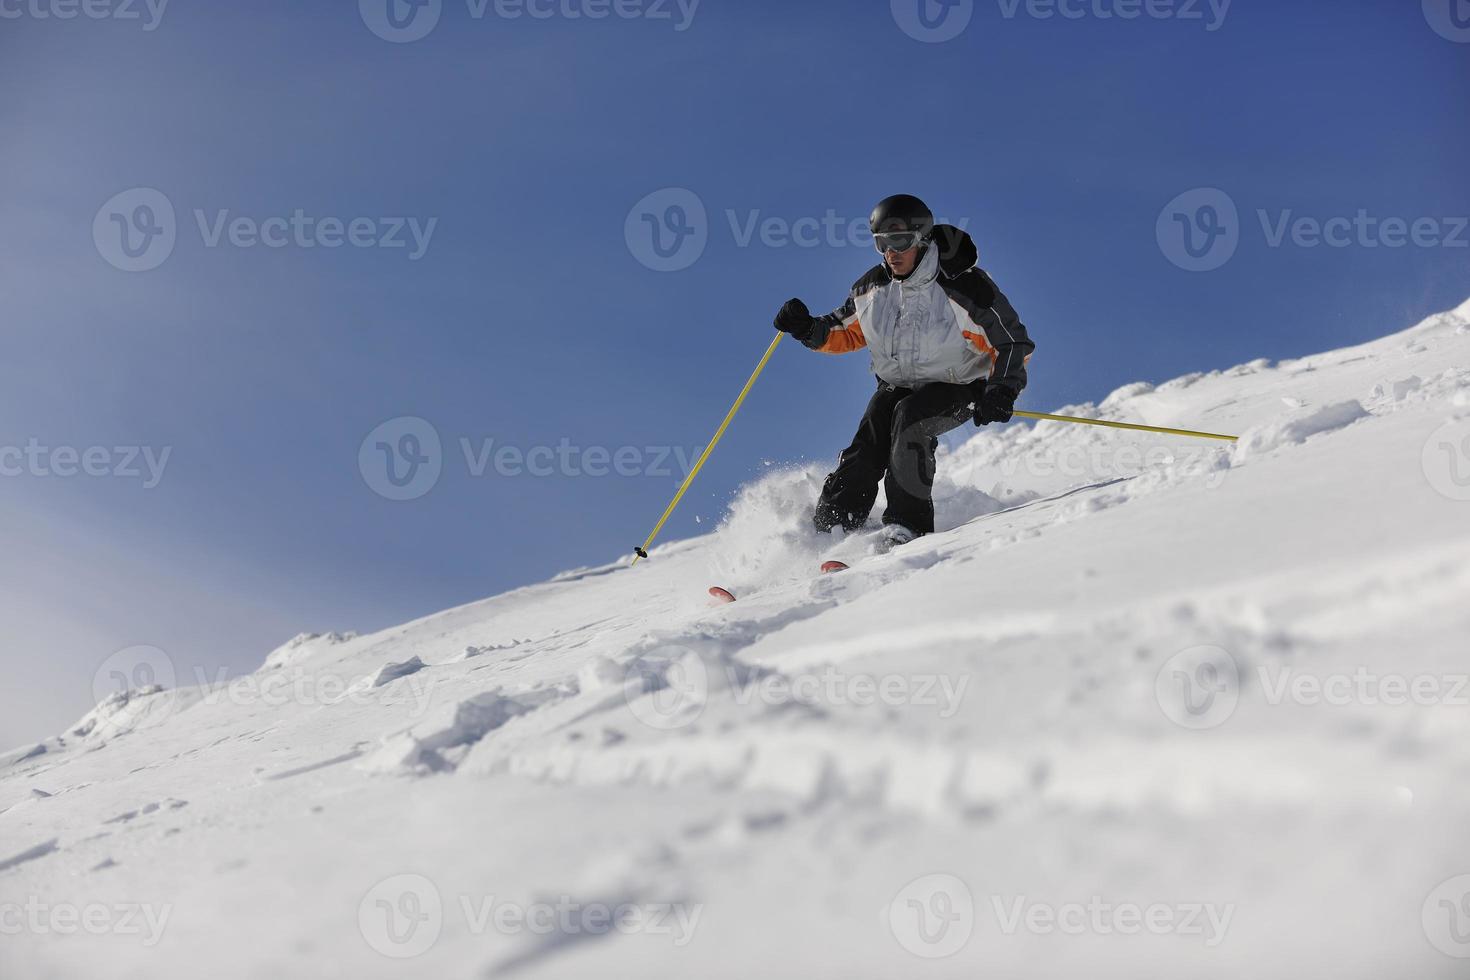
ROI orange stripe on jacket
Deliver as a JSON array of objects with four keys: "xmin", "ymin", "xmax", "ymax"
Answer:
[
  {"xmin": 961, "ymin": 329, "xmax": 996, "ymax": 358},
  {"xmin": 818, "ymin": 319, "xmax": 866, "ymax": 354}
]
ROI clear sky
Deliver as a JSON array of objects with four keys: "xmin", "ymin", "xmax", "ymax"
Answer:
[{"xmin": 2, "ymin": 0, "xmax": 1467, "ymax": 746}]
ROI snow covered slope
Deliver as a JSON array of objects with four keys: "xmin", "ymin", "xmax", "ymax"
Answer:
[{"xmin": 4, "ymin": 299, "xmax": 1470, "ymax": 979}]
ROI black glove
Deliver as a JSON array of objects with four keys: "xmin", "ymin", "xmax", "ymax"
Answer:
[
  {"xmin": 774, "ymin": 298, "xmax": 815, "ymax": 342},
  {"xmin": 933, "ymin": 224, "xmax": 978, "ymax": 279},
  {"xmin": 973, "ymin": 382, "xmax": 1017, "ymax": 426}
]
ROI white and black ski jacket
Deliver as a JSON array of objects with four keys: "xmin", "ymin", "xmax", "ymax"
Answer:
[{"xmin": 800, "ymin": 242, "xmax": 1035, "ymax": 392}]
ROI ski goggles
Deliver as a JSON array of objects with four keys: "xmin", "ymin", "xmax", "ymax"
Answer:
[{"xmin": 872, "ymin": 230, "xmax": 927, "ymax": 254}]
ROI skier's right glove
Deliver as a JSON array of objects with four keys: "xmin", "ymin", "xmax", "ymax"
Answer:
[{"xmin": 774, "ymin": 298, "xmax": 816, "ymax": 343}]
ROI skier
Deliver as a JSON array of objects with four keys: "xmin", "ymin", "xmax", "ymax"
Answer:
[{"xmin": 774, "ymin": 194, "xmax": 1035, "ymax": 547}]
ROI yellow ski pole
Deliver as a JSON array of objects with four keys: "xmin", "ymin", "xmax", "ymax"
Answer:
[
  {"xmin": 1012, "ymin": 410, "xmax": 1237, "ymax": 442},
  {"xmin": 632, "ymin": 332, "xmax": 786, "ymax": 565}
]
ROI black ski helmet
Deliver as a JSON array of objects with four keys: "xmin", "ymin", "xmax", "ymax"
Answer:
[{"xmin": 869, "ymin": 194, "xmax": 935, "ymax": 240}]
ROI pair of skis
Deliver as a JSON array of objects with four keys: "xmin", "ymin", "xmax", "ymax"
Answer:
[{"xmin": 708, "ymin": 560, "xmax": 849, "ymax": 604}]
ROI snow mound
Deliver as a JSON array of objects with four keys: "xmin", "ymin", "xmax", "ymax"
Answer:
[
  {"xmin": 259, "ymin": 630, "xmax": 358, "ymax": 671},
  {"xmin": 360, "ymin": 690, "xmax": 539, "ymax": 775},
  {"xmin": 67, "ymin": 686, "xmax": 176, "ymax": 744},
  {"xmin": 360, "ymin": 655, "xmax": 426, "ymax": 689},
  {"xmin": 1231, "ymin": 399, "xmax": 1368, "ymax": 461},
  {"xmin": 0, "ymin": 743, "xmax": 47, "ymax": 770}
]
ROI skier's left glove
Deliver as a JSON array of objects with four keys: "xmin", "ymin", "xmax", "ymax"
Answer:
[
  {"xmin": 973, "ymin": 382, "xmax": 1017, "ymax": 426},
  {"xmin": 933, "ymin": 224, "xmax": 978, "ymax": 279}
]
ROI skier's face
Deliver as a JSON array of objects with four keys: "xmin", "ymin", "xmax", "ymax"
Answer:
[{"xmin": 885, "ymin": 245, "xmax": 919, "ymax": 277}]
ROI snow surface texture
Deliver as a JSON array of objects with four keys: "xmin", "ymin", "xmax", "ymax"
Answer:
[{"xmin": 4, "ymin": 299, "xmax": 1470, "ymax": 979}]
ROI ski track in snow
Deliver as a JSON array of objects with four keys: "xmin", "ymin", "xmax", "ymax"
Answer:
[{"xmin": 3, "ymin": 299, "xmax": 1470, "ymax": 979}]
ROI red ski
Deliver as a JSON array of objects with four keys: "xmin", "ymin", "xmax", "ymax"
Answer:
[{"xmin": 709, "ymin": 563, "xmax": 847, "ymax": 601}]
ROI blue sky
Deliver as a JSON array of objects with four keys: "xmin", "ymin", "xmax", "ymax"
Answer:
[{"xmin": 2, "ymin": 0, "xmax": 1467, "ymax": 745}]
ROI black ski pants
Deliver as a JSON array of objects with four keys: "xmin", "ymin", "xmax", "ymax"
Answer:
[{"xmin": 813, "ymin": 380, "xmax": 975, "ymax": 536}]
